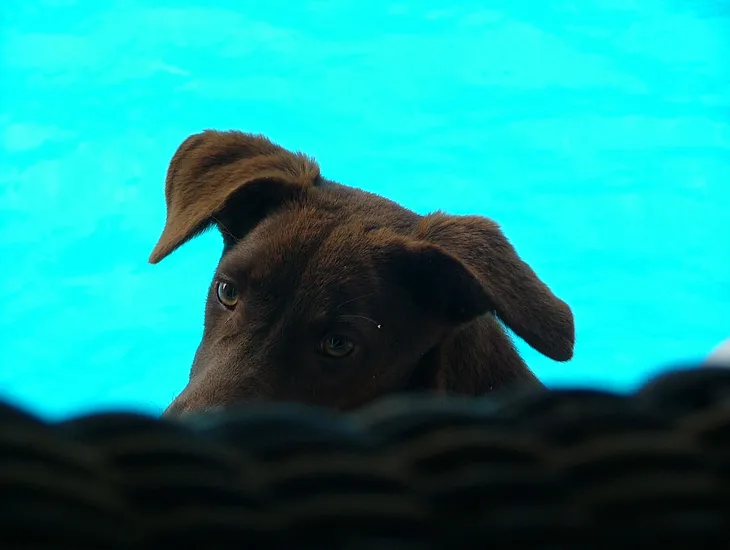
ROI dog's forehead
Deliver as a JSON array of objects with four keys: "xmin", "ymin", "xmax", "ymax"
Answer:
[{"xmin": 221, "ymin": 206, "xmax": 374, "ymax": 296}]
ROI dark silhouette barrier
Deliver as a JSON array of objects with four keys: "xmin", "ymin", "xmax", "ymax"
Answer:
[{"xmin": 1, "ymin": 364, "xmax": 729, "ymax": 548}]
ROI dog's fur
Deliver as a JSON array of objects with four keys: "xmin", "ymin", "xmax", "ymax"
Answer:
[{"xmin": 151, "ymin": 130, "xmax": 574, "ymax": 416}]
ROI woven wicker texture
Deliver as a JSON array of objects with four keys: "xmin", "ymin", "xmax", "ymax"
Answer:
[{"xmin": 1, "ymin": 364, "xmax": 729, "ymax": 548}]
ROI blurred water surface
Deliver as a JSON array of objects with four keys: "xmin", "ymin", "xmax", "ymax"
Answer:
[{"xmin": 1, "ymin": 0, "xmax": 728, "ymax": 418}]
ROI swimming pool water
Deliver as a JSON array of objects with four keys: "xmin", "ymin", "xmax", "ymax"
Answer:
[{"xmin": 1, "ymin": 0, "xmax": 728, "ymax": 419}]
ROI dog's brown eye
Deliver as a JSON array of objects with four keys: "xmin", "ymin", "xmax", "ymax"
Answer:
[
  {"xmin": 320, "ymin": 334, "xmax": 355, "ymax": 358},
  {"xmin": 215, "ymin": 281, "xmax": 239, "ymax": 308}
]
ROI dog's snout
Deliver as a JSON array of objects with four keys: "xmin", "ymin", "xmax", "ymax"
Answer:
[
  {"xmin": 162, "ymin": 386, "xmax": 234, "ymax": 419},
  {"xmin": 161, "ymin": 399, "xmax": 184, "ymax": 419}
]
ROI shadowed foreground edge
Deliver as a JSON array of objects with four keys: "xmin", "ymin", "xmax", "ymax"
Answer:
[{"xmin": 0, "ymin": 361, "xmax": 729, "ymax": 547}]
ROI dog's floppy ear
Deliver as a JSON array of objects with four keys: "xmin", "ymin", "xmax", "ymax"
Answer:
[
  {"xmin": 149, "ymin": 130, "xmax": 320, "ymax": 264},
  {"xmin": 417, "ymin": 213, "xmax": 575, "ymax": 362},
  {"xmin": 378, "ymin": 236, "xmax": 494, "ymax": 325}
]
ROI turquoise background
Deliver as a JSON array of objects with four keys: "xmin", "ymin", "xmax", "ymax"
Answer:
[{"xmin": 1, "ymin": 0, "xmax": 728, "ymax": 419}]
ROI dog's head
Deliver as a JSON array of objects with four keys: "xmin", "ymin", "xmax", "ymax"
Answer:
[{"xmin": 151, "ymin": 130, "xmax": 574, "ymax": 416}]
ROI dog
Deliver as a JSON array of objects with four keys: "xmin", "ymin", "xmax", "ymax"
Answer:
[{"xmin": 150, "ymin": 130, "xmax": 575, "ymax": 416}]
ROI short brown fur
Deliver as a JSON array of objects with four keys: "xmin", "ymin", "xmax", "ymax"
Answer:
[{"xmin": 151, "ymin": 130, "xmax": 575, "ymax": 416}]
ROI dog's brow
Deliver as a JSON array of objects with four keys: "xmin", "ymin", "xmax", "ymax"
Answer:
[
  {"xmin": 336, "ymin": 314, "xmax": 381, "ymax": 328},
  {"xmin": 335, "ymin": 293, "xmax": 376, "ymax": 310},
  {"xmin": 216, "ymin": 263, "xmax": 251, "ymax": 283}
]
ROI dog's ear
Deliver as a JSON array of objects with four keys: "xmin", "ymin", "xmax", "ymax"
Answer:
[
  {"xmin": 378, "ymin": 237, "xmax": 494, "ymax": 326},
  {"xmin": 416, "ymin": 213, "xmax": 575, "ymax": 362},
  {"xmin": 149, "ymin": 130, "xmax": 320, "ymax": 264}
]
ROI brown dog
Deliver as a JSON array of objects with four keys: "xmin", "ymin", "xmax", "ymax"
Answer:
[{"xmin": 151, "ymin": 130, "xmax": 574, "ymax": 416}]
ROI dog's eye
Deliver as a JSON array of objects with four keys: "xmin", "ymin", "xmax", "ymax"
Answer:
[
  {"xmin": 215, "ymin": 281, "xmax": 239, "ymax": 309},
  {"xmin": 319, "ymin": 334, "xmax": 355, "ymax": 359}
]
